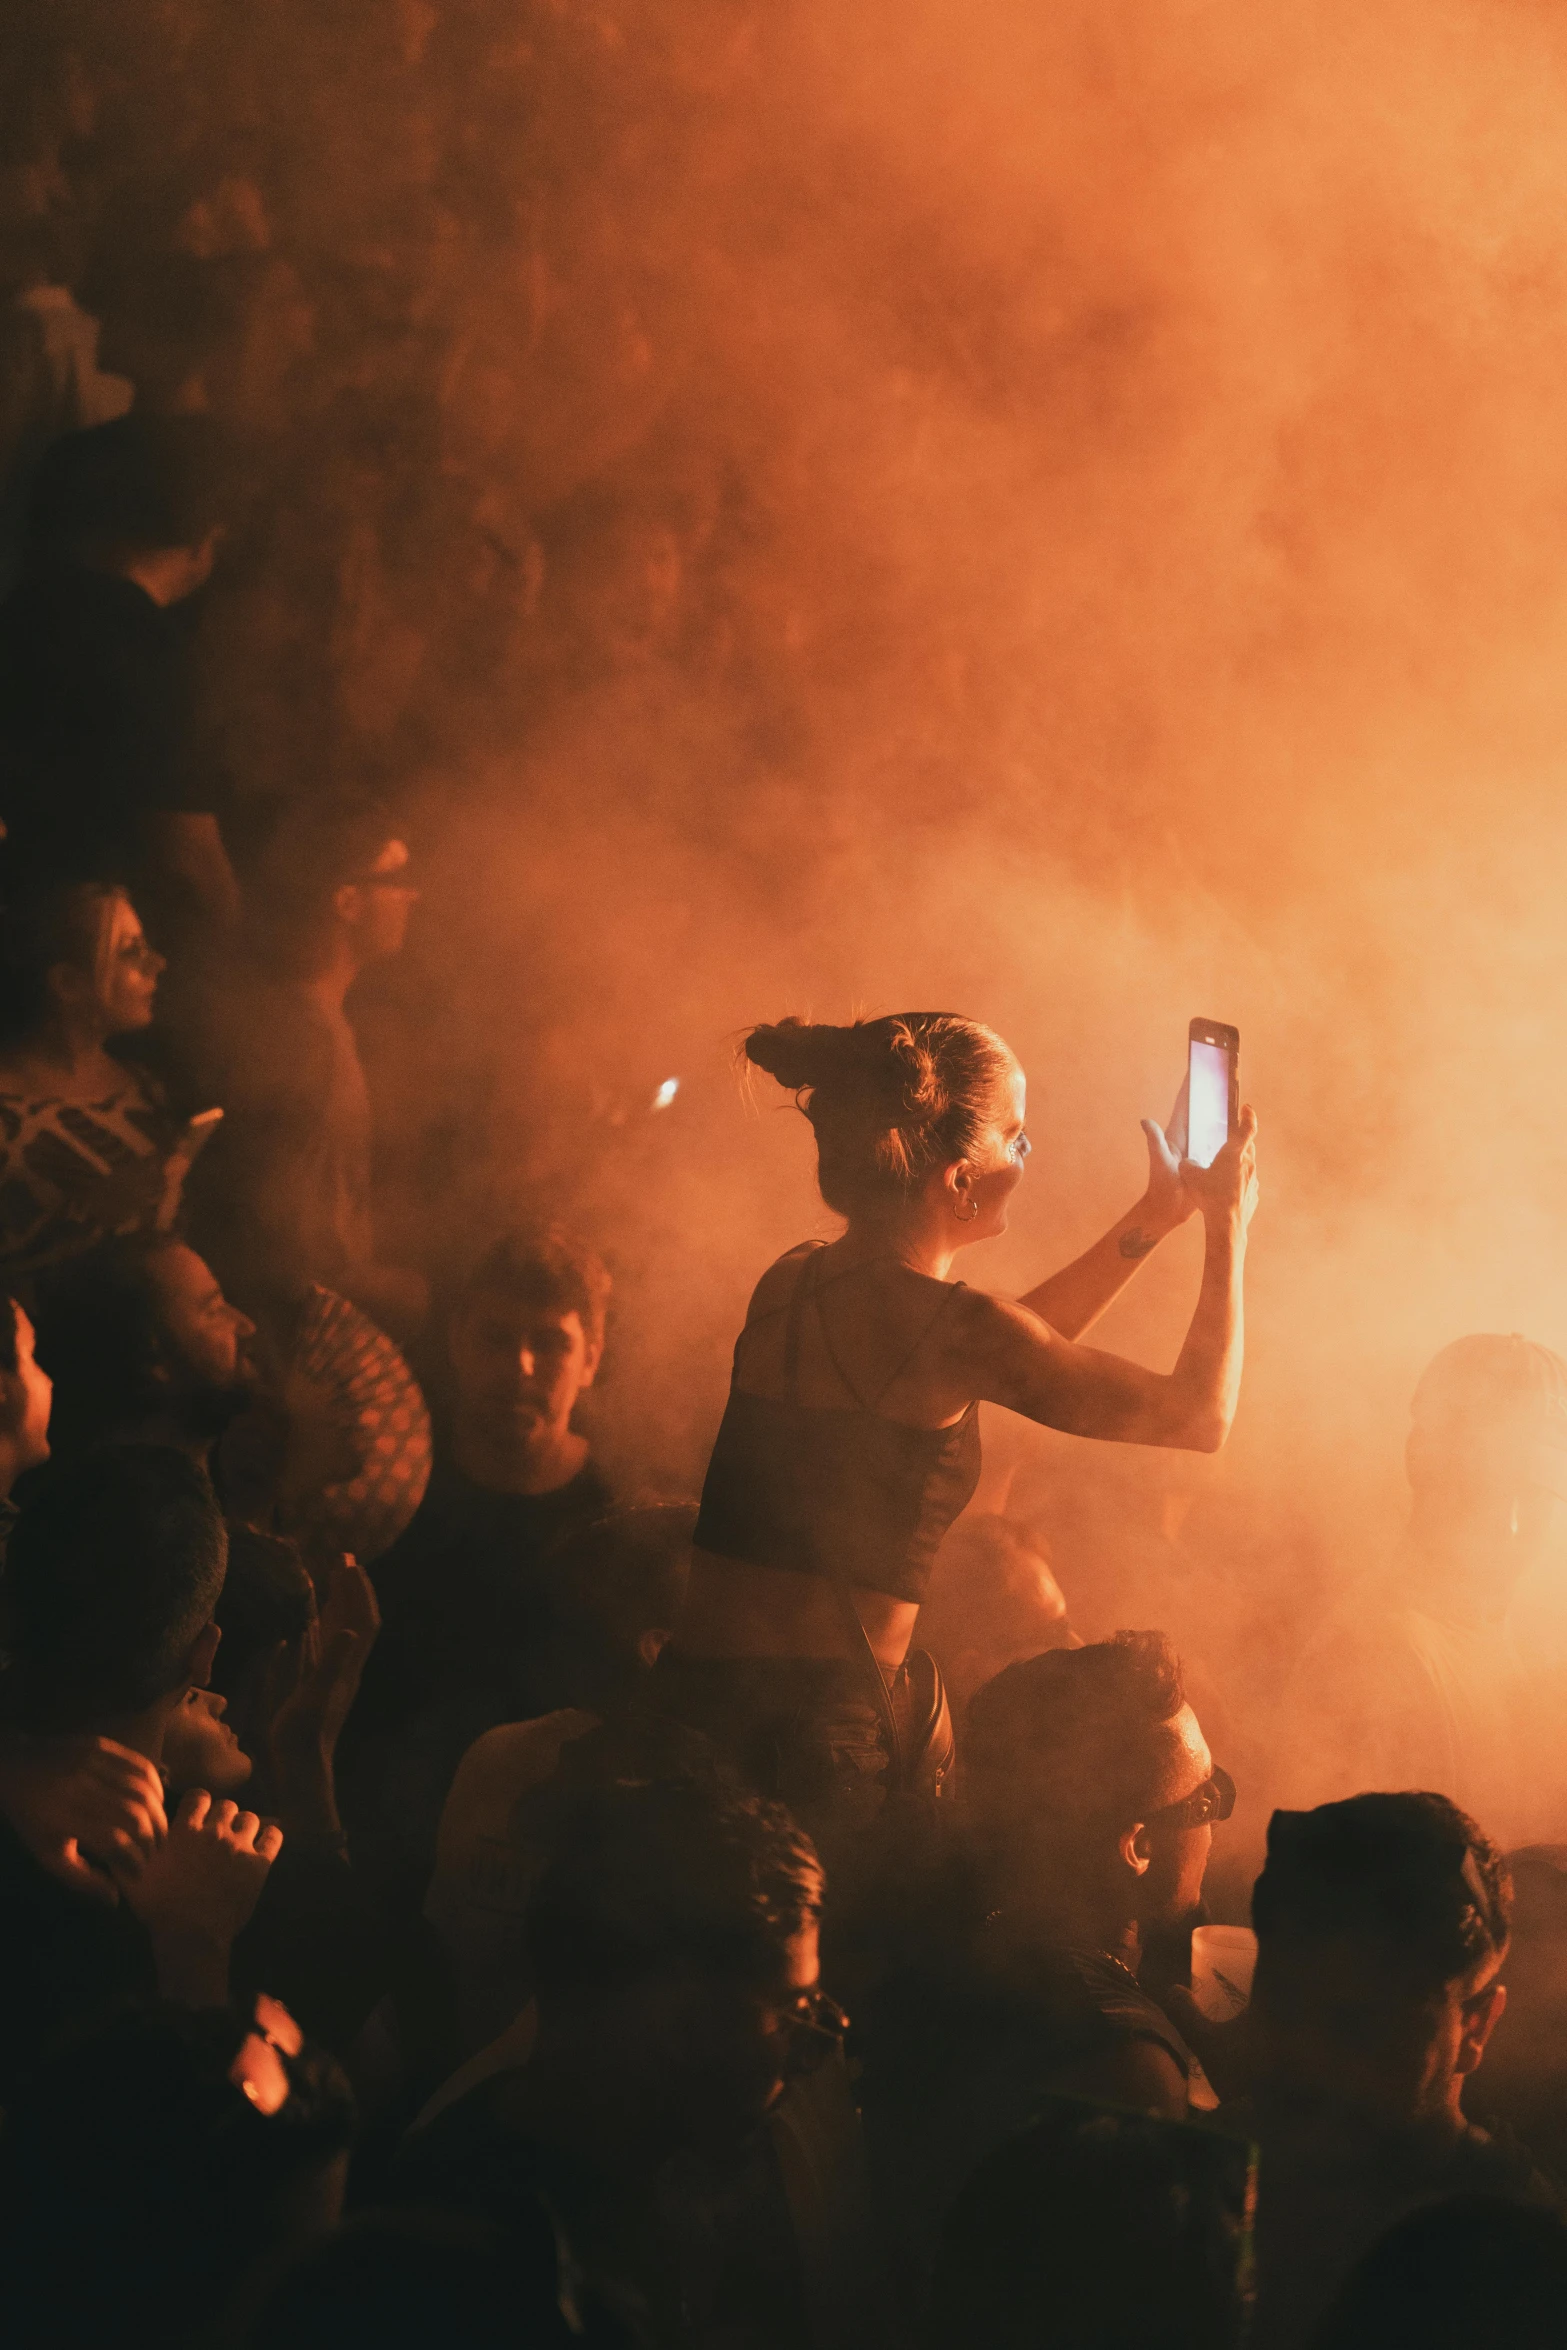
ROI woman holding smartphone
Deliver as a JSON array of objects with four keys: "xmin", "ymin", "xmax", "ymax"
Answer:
[{"xmin": 658, "ymin": 1010, "xmax": 1258, "ymax": 1838}]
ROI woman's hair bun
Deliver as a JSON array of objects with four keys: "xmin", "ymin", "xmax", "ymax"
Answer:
[
  {"xmin": 744, "ymin": 1016, "xmax": 931, "ymax": 1107},
  {"xmin": 743, "ymin": 1011, "xmax": 1016, "ymax": 1216},
  {"xmin": 743, "ymin": 1018, "xmax": 853, "ymax": 1094}
]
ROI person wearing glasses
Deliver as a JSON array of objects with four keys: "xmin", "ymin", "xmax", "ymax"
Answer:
[
  {"xmin": 0, "ymin": 859, "xmax": 204, "ymax": 1274},
  {"xmin": 394, "ymin": 1773, "xmax": 846, "ymax": 2346},
  {"xmin": 857, "ymin": 1633, "xmax": 1234, "ymax": 2324},
  {"xmin": 186, "ymin": 793, "xmax": 429, "ymax": 1341},
  {"xmin": 663, "ymin": 1011, "xmax": 1257, "ymax": 1845}
]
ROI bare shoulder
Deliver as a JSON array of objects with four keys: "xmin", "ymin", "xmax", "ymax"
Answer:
[
  {"xmin": 744, "ymin": 1242, "xmax": 822, "ymax": 1325},
  {"xmin": 938, "ymin": 1282, "xmax": 1061, "ymax": 1365}
]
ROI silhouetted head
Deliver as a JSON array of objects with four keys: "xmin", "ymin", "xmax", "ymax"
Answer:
[
  {"xmin": 1314, "ymin": 2194, "xmax": 1567, "ymax": 2350},
  {"xmin": 526, "ymin": 1775, "xmax": 831, "ymax": 2159},
  {"xmin": 931, "ymin": 2096, "xmax": 1255, "ymax": 2350},
  {"xmin": 744, "ymin": 1012, "xmax": 1027, "ymax": 1233},
  {"xmin": 23, "ymin": 413, "xmax": 232, "ymax": 600},
  {"xmin": 0, "ymin": 868, "xmax": 163, "ymax": 1049},
  {"xmin": 1252, "ymin": 1790, "xmax": 1511, "ymax": 2132},
  {"xmin": 1409, "ymin": 1325, "xmax": 1567, "ymax": 1504},
  {"xmin": 916, "ymin": 1511, "xmax": 1077, "ymax": 1710},
  {"xmin": 33, "ymin": 1234, "xmax": 258, "ymax": 1457},
  {"xmin": 3, "ymin": 1443, "xmax": 227, "ymax": 1740},
  {"xmin": 966, "ymin": 1631, "xmax": 1227, "ymax": 1936},
  {"xmin": 548, "ymin": 1501, "xmax": 695, "ymax": 1706}
]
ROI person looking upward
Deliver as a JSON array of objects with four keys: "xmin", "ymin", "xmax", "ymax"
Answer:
[
  {"xmin": 664, "ymin": 1012, "xmax": 1258, "ymax": 1832},
  {"xmin": 0, "ymin": 1446, "xmax": 282, "ymax": 2087}
]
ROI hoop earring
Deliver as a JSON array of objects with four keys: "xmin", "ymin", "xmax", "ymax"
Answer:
[{"xmin": 953, "ymin": 1195, "xmax": 980, "ymax": 1223}]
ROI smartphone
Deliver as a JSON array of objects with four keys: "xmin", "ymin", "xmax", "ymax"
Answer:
[{"xmin": 1186, "ymin": 1019, "xmax": 1239, "ymax": 1169}]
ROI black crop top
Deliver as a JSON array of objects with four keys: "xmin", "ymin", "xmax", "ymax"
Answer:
[{"xmin": 694, "ymin": 1244, "xmax": 982, "ymax": 1606}]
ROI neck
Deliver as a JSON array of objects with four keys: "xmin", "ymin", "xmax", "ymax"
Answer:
[
  {"xmin": 837, "ymin": 1212, "xmax": 961, "ymax": 1282},
  {"xmin": 108, "ymin": 1414, "xmax": 215, "ymax": 1468},
  {"xmin": 7, "ymin": 1011, "xmax": 110, "ymax": 1083},
  {"xmin": 305, "ymin": 936, "xmax": 361, "ymax": 1015},
  {"xmin": 452, "ymin": 1418, "xmax": 587, "ymax": 1497},
  {"xmin": 0, "ymin": 1442, "xmax": 26, "ymax": 1504}
]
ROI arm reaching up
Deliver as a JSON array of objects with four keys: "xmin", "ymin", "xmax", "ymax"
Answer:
[{"xmin": 944, "ymin": 1107, "xmax": 1259, "ymax": 1453}]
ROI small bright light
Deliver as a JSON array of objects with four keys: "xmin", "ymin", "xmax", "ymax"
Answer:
[{"xmin": 651, "ymin": 1077, "xmax": 680, "ymax": 1111}]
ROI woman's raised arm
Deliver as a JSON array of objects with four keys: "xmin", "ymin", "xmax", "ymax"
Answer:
[
  {"xmin": 950, "ymin": 1108, "xmax": 1258, "ymax": 1452},
  {"xmin": 1017, "ymin": 1113, "xmax": 1193, "ymax": 1341}
]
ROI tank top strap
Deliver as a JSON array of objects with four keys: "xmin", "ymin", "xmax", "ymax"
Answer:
[
  {"xmin": 781, "ymin": 1242, "xmax": 829, "ymax": 1403},
  {"xmin": 863, "ymin": 1273, "xmax": 967, "ymax": 1413}
]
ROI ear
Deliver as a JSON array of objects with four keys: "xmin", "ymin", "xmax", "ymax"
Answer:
[
  {"xmin": 332, "ymin": 882, "xmax": 362, "ymax": 929},
  {"xmin": 1456, "ymin": 1978, "xmax": 1507, "ymax": 2076},
  {"xmin": 1118, "ymin": 1821, "xmax": 1154, "ymax": 1879},
  {"xmin": 577, "ymin": 1334, "xmax": 604, "ymax": 1392},
  {"xmin": 46, "ymin": 958, "xmax": 91, "ymax": 1011},
  {"xmin": 636, "ymin": 1625, "xmax": 670, "ymax": 1671},
  {"xmin": 187, "ymin": 1620, "xmax": 222, "ymax": 1690}
]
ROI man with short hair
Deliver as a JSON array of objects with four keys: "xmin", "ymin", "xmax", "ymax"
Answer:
[
  {"xmin": 395, "ymin": 1774, "xmax": 837, "ymax": 2347},
  {"xmin": 859, "ymin": 1632, "xmax": 1231, "ymax": 2321},
  {"xmin": 345, "ymin": 1228, "xmax": 616, "ymax": 1901},
  {"xmin": 32, "ymin": 1229, "xmax": 258, "ymax": 1463},
  {"xmin": 1238, "ymin": 1791, "xmax": 1553, "ymax": 2349},
  {"xmin": 0, "ymin": 412, "xmax": 240, "ymax": 932},
  {"xmin": 0, "ymin": 1446, "xmax": 282, "ymax": 2088},
  {"xmin": 188, "ymin": 793, "xmax": 426, "ymax": 1336}
]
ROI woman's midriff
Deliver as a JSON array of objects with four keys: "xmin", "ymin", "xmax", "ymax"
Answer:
[{"xmin": 673, "ymin": 1547, "xmax": 921, "ymax": 1670}]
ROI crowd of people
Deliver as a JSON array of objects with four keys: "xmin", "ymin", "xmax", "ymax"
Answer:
[{"xmin": 2, "ymin": 409, "xmax": 1567, "ymax": 2350}]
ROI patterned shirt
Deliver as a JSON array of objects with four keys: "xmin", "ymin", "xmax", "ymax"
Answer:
[{"xmin": 0, "ymin": 1073, "xmax": 177, "ymax": 1274}]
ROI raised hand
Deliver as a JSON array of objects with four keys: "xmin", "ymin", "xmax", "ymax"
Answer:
[
  {"xmin": 267, "ymin": 1554, "xmax": 380, "ymax": 1840},
  {"xmin": 0, "ymin": 1734, "xmax": 167, "ymax": 1905},
  {"xmin": 1179, "ymin": 1103, "xmax": 1260, "ymax": 1237},
  {"xmin": 111, "ymin": 1787, "xmax": 283, "ymax": 2003}
]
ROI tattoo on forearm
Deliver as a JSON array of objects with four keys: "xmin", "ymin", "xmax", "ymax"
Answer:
[{"xmin": 1119, "ymin": 1227, "xmax": 1159, "ymax": 1260}]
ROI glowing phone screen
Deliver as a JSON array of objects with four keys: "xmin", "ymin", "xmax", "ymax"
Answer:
[{"xmin": 1187, "ymin": 1038, "xmax": 1232, "ymax": 1169}]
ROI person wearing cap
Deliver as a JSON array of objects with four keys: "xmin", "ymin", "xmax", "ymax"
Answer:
[
  {"xmin": 1231, "ymin": 1791, "xmax": 1555, "ymax": 2350},
  {"xmin": 1284, "ymin": 1333, "xmax": 1567, "ymax": 1847}
]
